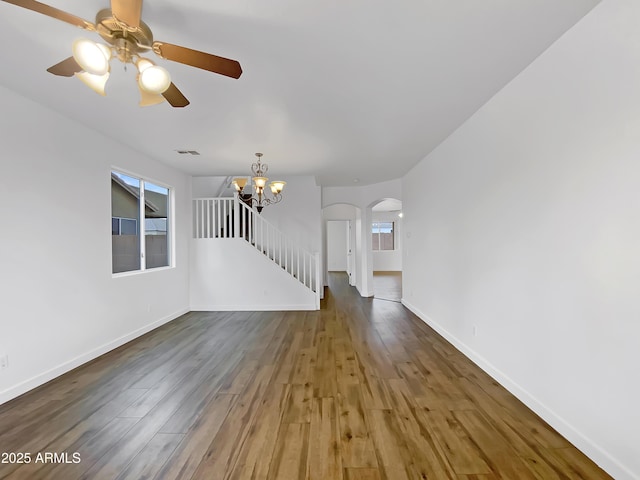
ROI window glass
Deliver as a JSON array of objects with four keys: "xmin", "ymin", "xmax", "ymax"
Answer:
[
  {"xmin": 112, "ymin": 173, "xmax": 140, "ymax": 273},
  {"xmin": 111, "ymin": 171, "xmax": 171, "ymax": 274},
  {"xmin": 372, "ymin": 222, "xmax": 394, "ymax": 251},
  {"xmin": 144, "ymin": 182, "xmax": 170, "ymax": 269}
]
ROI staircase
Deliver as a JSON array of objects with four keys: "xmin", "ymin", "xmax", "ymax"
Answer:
[{"xmin": 193, "ymin": 196, "xmax": 321, "ymax": 309}]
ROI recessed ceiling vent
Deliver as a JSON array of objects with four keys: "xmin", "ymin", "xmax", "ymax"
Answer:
[{"xmin": 176, "ymin": 150, "xmax": 200, "ymax": 155}]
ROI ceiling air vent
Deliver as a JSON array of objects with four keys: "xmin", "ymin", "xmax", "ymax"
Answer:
[{"xmin": 176, "ymin": 150, "xmax": 200, "ymax": 155}]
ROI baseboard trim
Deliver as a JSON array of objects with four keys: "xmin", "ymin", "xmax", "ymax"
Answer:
[
  {"xmin": 355, "ymin": 285, "xmax": 374, "ymax": 297},
  {"xmin": 401, "ymin": 298, "xmax": 636, "ymax": 480},
  {"xmin": 0, "ymin": 307, "xmax": 189, "ymax": 406},
  {"xmin": 190, "ymin": 304, "xmax": 317, "ymax": 311}
]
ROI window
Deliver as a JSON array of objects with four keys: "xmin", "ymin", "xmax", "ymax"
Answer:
[
  {"xmin": 111, "ymin": 171, "xmax": 171, "ymax": 274},
  {"xmin": 112, "ymin": 217, "xmax": 138, "ymax": 236},
  {"xmin": 372, "ymin": 222, "xmax": 394, "ymax": 251}
]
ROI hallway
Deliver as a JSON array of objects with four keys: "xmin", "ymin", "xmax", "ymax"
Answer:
[{"xmin": 0, "ymin": 273, "xmax": 609, "ymax": 479}]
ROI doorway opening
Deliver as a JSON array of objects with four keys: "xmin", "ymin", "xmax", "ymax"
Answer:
[
  {"xmin": 371, "ymin": 198, "xmax": 403, "ymax": 302},
  {"xmin": 326, "ymin": 220, "xmax": 353, "ymax": 282},
  {"xmin": 323, "ymin": 203, "xmax": 359, "ymax": 290}
]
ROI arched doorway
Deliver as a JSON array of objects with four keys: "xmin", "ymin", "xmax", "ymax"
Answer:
[{"xmin": 370, "ymin": 198, "xmax": 403, "ymax": 302}]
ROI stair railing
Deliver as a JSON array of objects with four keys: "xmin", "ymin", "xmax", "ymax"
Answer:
[{"xmin": 193, "ymin": 196, "xmax": 321, "ymax": 309}]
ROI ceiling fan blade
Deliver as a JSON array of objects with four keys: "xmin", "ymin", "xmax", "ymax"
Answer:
[
  {"xmin": 46, "ymin": 56, "xmax": 82, "ymax": 77},
  {"xmin": 162, "ymin": 83, "xmax": 190, "ymax": 108},
  {"xmin": 1, "ymin": 0, "xmax": 94, "ymax": 29},
  {"xmin": 110, "ymin": 0, "xmax": 142, "ymax": 29},
  {"xmin": 153, "ymin": 41, "xmax": 242, "ymax": 79}
]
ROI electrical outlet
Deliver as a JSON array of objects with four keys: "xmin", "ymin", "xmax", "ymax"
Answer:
[{"xmin": 0, "ymin": 354, "xmax": 8, "ymax": 370}]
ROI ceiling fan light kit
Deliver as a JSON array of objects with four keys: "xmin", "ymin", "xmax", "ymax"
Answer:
[
  {"xmin": 2, "ymin": 0, "xmax": 243, "ymax": 108},
  {"xmin": 70, "ymin": 35, "xmax": 172, "ymax": 98}
]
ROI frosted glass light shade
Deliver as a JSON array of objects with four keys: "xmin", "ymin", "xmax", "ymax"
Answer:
[
  {"xmin": 72, "ymin": 38, "xmax": 110, "ymax": 75},
  {"xmin": 136, "ymin": 59, "xmax": 166, "ymax": 104},
  {"xmin": 233, "ymin": 178, "xmax": 248, "ymax": 191},
  {"xmin": 74, "ymin": 71, "xmax": 109, "ymax": 96},
  {"xmin": 139, "ymin": 65, "xmax": 171, "ymax": 94},
  {"xmin": 138, "ymin": 84, "xmax": 166, "ymax": 106},
  {"xmin": 136, "ymin": 58, "xmax": 154, "ymax": 73},
  {"xmin": 253, "ymin": 177, "xmax": 267, "ymax": 189},
  {"xmin": 96, "ymin": 43, "xmax": 112, "ymax": 62},
  {"xmin": 269, "ymin": 180, "xmax": 286, "ymax": 194}
]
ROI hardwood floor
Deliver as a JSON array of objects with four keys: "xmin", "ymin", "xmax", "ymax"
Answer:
[
  {"xmin": 372, "ymin": 271, "xmax": 402, "ymax": 303},
  {"xmin": 0, "ymin": 273, "xmax": 611, "ymax": 479}
]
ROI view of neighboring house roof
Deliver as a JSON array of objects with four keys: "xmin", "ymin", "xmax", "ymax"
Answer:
[{"xmin": 111, "ymin": 172, "xmax": 162, "ymax": 215}]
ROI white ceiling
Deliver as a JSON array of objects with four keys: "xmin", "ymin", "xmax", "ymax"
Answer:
[{"xmin": 0, "ymin": 0, "xmax": 600, "ymax": 186}]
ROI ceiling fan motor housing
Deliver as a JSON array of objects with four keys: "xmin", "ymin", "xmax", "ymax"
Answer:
[{"xmin": 95, "ymin": 8, "xmax": 153, "ymax": 63}]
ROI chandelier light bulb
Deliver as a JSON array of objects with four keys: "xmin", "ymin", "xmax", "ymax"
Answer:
[
  {"xmin": 72, "ymin": 38, "xmax": 110, "ymax": 76},
  {"xmin": 138, "ymin": 65, "xmax": 171, "ymax": 94}
]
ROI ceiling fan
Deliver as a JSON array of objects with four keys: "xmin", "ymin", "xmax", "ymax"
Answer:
[{"xmin": 1, "ymin": 0, "xmax": 243, "ymax": 107}]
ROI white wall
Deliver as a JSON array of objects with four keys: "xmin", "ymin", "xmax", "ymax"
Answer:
[
  {"xmin": 192, "ymin": 176, "xmax": 231, "ymax": 197},
  {"xmin": 372, "ymin": 211, "xmax": 403, "ymax": 271},
  {"xmin": 322, "ymin": 179, "xmax": 402, "ymax": 210},
  {"xmin": 190, "ymin": 240, "xmax": 317, "ymax": 310},
  {"xmin": 0, "ymin": 85, "xmax": 191, "ymax": 404},
  {"xmin": 402, "ymin": 1, "xmax": 640, "ymax": 478}
]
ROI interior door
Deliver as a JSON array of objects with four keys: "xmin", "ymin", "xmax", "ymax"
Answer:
[{"xmin": 347, "ymin": 220, "xmax": 354, "ymax": 284}]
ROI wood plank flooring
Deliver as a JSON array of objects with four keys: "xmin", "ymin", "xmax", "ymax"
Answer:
[
  {"xmin": 0, "ymin": 273, "xmax": 611, "ymax": 479},
  {"xmin": 372, "ymin": 271, "xmax": 402, "ymax": 303}
]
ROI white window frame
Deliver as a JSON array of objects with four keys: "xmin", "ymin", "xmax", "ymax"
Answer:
[{"xmin": 111, "ymin": 168, "xmax": 174, "ymax": 276}]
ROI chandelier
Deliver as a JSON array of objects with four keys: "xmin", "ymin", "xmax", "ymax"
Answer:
[{"xmin": 232, "ymin": 153, "xmax": 286, "ymax": 213}]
